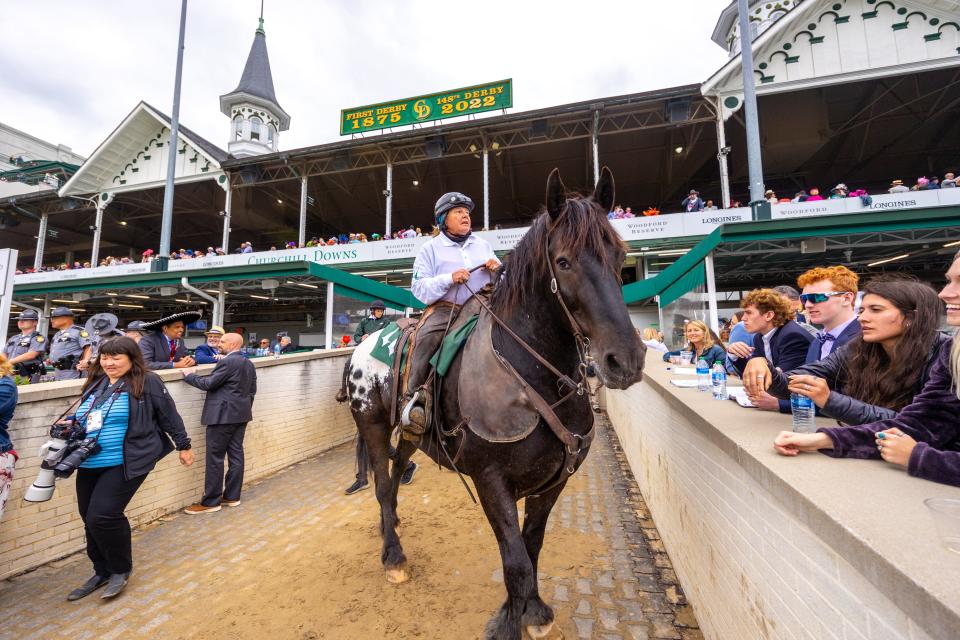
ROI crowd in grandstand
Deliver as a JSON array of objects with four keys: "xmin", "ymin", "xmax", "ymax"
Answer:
[{"xmin": 15, "ymin": 169, "xmax": 957, "ymax": 273}]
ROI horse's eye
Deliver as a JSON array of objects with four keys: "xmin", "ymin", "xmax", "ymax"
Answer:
[{"xmin": 556, "ymin": 257, "xmax": 571, "ymax": 271}]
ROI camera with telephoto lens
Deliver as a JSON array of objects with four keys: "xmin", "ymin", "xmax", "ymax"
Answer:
[
  {"xmin": 23, "ymin": 416, "xmax": 92, "ymax": 503},
  {"xmin": 52, "ymin": 437, "xmax": 101, "ymax": 478}
]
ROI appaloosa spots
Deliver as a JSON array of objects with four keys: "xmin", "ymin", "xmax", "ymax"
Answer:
[
  {"xmin": 345, "ymin": 329, "xmax": 392, "ymax": 413},
  {"xmin": 352, "ymin": 369, "xmax": 364, "ymax": 380}
]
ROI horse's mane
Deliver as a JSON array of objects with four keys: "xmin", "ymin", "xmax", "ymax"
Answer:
[{"xmin": 491, "ymin": 194, "xmax": 624, "ymax": 316}]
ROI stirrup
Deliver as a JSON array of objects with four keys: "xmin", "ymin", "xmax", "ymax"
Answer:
[{"xmin": 400, "ymin": 391, "xmax": 422, "ymax": 428}]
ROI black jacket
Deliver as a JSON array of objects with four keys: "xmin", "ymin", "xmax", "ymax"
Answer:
[
  {"xmin": 86, "ymin": 373, "xmax": 191, "ymax": 480},
  {"xmin": 732, "ymin": 320, "xmax": 813, "ymax": 377},
  {"xmin": 765, "ymin": 332, "xmax": 952, "ymax": 425},
  {"xmin": 140, "ymin": 331, "xmax": 189, "ymax": 370},
  {"xmin": 183, "ymin": 352, "xmax": 257, "ymax": 425}
]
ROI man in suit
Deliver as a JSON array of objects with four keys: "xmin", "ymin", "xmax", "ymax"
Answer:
[
  {"xmin": 138, "ymin": 311, "xmax": 199, "ymax": 370},
  {"xmin": 728, "ymin": 288, "xmax": 814, "ymax": 410},
  {"xmin": 181, "ymin": 333, "xmax": 257, "ymax": 514},
  {"xmin": 752, "ymin": 266, "xmax": 862, "ymax": 413}
]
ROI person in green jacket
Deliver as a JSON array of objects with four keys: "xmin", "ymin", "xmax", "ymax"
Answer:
[{"xmin": 353, "ymin": 300, "xmax": 390, "ymax": 345}]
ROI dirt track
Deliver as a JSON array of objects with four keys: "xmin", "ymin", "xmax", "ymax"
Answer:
[{"xmin": 1, "ymin": 425, "xmax": 699, "ymax": 640}]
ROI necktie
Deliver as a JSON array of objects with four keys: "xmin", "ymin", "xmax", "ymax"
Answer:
[
  {"xmin": 817, "ymin": 332, "xmax": 836, "ymax": 346},
  {"xmin": 169, "ymin": 339, "xmax": 177, "ymax": 361}
]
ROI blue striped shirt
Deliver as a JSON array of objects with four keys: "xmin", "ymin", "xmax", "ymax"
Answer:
[{"xmin": 78, "ymin": 391, "xmax": 129, "ymax": 468}]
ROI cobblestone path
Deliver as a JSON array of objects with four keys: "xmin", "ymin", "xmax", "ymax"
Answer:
[{"xmin": 0, "ymin": 416, "xmax": 701, "ymax": 640}]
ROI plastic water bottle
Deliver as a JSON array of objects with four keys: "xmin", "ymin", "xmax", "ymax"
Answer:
[
  {"xmin": 791, "ymin": 393, "xmax": 816, "ymax": 433},
  {"xmin": 273, "ymin": 343, "xmax": 281, "ymax": 360},
  {"xmin": 696, "ymin": 358, "xmax": 710, "ymax": 391},
  {"xmin": 711, "ymin": 361, "xmax": 728, "ymax": 400}
]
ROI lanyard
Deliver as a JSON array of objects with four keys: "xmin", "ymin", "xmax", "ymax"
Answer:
[{"xmin": 78, "ymin": 379, "xmax": 126, "ymax": 437}]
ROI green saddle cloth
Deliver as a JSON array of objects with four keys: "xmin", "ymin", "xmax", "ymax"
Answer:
[{"xmin": 367, "ymin": 315, "xmax": 480, "ymax": 378}]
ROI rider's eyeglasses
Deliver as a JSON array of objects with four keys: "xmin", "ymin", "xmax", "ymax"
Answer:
[{"xmin": 799, "ymin": 292, "xmax": 851, "ymax": 305}]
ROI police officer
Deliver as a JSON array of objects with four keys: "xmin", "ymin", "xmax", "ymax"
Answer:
[
  {"xmin": 353, "ymin": 300, "xmax": 390, "ymax": 344},
  {"xmin": 45, "ymin": 307, "xmax": 91, "ymax": 380},
  {"xmin": 4, "ymin": 309, "xmax": 47, "ymax": 381},
  {"xmin": 124, "ymin": 320, "xmax": 148, "ymax": 345},
  {"xmin": 85, "ymin": 313, "xmax": 125, "ymax": 369}
]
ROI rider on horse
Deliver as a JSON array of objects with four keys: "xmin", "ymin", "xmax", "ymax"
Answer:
[{"xmin": 402, "ymin": 192, "xmax": 501, "ymax": 432}]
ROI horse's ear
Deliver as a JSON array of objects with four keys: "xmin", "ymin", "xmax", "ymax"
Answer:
[
  {"xmin": 593, "ymin": 166, "xmax": 615, "ymax": 212},
  {"xmin": 546, "ymin": 168, "xmax": 566, "ymax": 220}
]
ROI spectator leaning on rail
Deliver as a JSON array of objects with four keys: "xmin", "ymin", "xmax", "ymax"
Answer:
[
  {"xmin": 746, "ymin": 276, "xmax": 948, "ymax": 425},
  {"xmin": 138, "ymin": 311, "xmax": 199, "ymax": 370},
  {"xmin": 0, "ymin": 354, "xmax": 18, "ymax": 521},
  {"xmin": 681, "ymin": 190, "xmax": 704, "ymax": 212},
  {"xmin": 181, "ymin": 333, "xmax": 257, "ymax": 514},
  {"xmin": 65, "ymin": 337, "xmax": 193, "ymax": 601},
  {"xmin": 662, "ymin": 320, "xmax": 726, "ymax": 364},
  {"xmin": 773, "ymin": 250, "xmax": 960, "ymax": 488},
  {"xmin": 774, "ymin": 266, "xmax": 861, "ymax": 414},
  {"xmin": 194, "ymin": 326, "xmax": 226, "ymax": 365},
  {"xmin": 728, "ymin": 289, "xmax": 813, "ymax": 410},
  {"xmin": 354, "ymin": 300, "xmax": 390, "ymax": 344},
  {"xmin": 402, "ymin": 191, "xmax": 501, "ymax": 433}
]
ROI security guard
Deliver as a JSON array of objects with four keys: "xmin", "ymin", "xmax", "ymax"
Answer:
[
  {"xmin": 353, "ymin": 300, "xmax": 390, "ymax": 344},
  {"xmin": 45, "ymin": 307, "xmax": 91, "ymax": 380},
  {"xmin": 4, "ymin": 309, "xmax": 47, "ymax": 381}
]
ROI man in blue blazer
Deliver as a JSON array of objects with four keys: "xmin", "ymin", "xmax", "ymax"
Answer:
[
  {"xmin": 728, "ymin": 289, "xmax": 814, "ymax": 409},
  {"xmin": 139, "ymin": 311, "xmax": 200, "ymax": 370},
  {"xmin": 769, "ymin": 266, "xmax": 861, "ymax": 412}
]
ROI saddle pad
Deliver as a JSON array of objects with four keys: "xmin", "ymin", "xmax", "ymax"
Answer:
[
  {"xmin": 457, "ymin": 310, "xmax": 540, "ymax": 443},
  {"xmin": 429, "ymin": 314, "xmax": 479, "ymax": 377},
  {"xmin": 369, "ymin": 322, "xmax": 409, "ymax": 370}
]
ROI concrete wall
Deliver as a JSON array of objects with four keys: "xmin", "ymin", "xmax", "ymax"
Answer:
[
  {"xmin": 606, "ymin": 353, "xmax": 960, "ymax": 640},
  {"xmin": 1, "ymin": 349, "xmax": 356, "ymax": 579}
]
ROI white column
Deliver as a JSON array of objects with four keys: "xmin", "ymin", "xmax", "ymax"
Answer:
[
  {"xmin": 592, "ymin": 110, "xmax": 600, "ymax": 186},
  {"xmin": 221, "ymin": 187, "xmax": 232, "ymax": 253},
  {"xmin": 704, "ymin": 253, "xmax": 720, "ymax": 334},
  {"xmin": 715, "ymin": 102, "xmax": 731, "ymax": 209},
  {"xmin": 34, "ymin": 213, "xmax": 49, "ymax": 271},
  {"xmin": 298, "ymin": 175, "xmax": 308, "ymax": 247},
  {"xmin": 91, "ymin": 202, "xmax": 106, "ymax": 266},
  {"xmin": 482, "ymin": 148, "xmax": 490, "ymax": 230},
  {"xmin": 41, "ymin": 296, "xmax": 51, "ymax": 336},
  {"xmin": 217, "ymin": 281, "xmax": 226, "ymax": 327},
  {"xmin": 325, "ymin": 281, "xmax": 335, "ymax": 350},
  {"xmin": 385, "ymin": 162, "xmax": 393, "ymax": 237}
]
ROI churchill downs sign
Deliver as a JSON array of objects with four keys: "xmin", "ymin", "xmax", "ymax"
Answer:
[{"xmin": 340, "ymin": 80, "xmax": 513, "ymax": 135}]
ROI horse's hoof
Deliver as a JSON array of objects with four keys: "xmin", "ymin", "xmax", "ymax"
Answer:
[
  {"xmin": 526, "ymin": 622, "xmax": 562, "ymax": 639},
  {"xmin": 385, "ymin": 564, "xmax": 410, "ymax": 584}
]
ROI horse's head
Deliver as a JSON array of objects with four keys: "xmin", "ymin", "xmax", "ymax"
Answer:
[{"xmin": 540, "ymin": 167, "xmax": 645, "ymax": 389}]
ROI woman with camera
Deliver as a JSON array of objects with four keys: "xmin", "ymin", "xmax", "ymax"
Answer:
[{"xmin": 67, "ymin": 337, "xmax": 193, "ymax": 601}]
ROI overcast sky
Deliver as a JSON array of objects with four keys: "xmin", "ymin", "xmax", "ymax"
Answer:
[{"xmin": 2, "ymin": 1, "xmax": 731, "ymax": 158}]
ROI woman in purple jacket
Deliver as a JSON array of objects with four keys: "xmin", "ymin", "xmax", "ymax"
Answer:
[{"xmin": 773, "ymin": 249, "xmax": 960, "ymax": 487}]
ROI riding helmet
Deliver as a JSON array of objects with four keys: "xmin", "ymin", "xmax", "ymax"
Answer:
[
  {"xmin": 434, "ymin": 192, "xmax": 475, "ymax": 228},
  {"xmin": 370, "ymin": 300, "xmax": 386, "ymax": 310}
]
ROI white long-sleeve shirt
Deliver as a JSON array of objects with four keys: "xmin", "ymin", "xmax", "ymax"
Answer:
[{"xmin": 411, "ymin": 233, "xmax": 496, "ymax": 305}]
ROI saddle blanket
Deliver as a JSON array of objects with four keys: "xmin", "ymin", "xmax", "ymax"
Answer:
[{"xmin": 368, "ymin": 316, "xmax": 479, "ymax": 378}]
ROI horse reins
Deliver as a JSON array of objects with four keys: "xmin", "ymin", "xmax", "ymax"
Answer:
[{"xmin": 450, "ymin": 229, "xmax": 597, "ymax": 495}]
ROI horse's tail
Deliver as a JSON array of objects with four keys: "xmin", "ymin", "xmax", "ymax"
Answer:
[{"xmin": 335, "ymin": 358, "xmax": 351, "ymax": 403}]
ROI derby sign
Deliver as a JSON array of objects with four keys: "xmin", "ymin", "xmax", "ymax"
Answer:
[{"xmin": 340, "ymin": 80, "xmax": 513, "ymax": 135}]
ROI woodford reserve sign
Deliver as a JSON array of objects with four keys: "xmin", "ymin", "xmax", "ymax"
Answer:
[{"xmin": 340, "ymin": 79, "xmax": 513, "ymax": 135}]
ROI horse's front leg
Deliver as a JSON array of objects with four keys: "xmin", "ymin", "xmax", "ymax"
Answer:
[
  {"xmin": 358, "ymin": 416, "xmax": 409, "ymax": 584},
  {"xmin": 519, "ymin": 481, "xmax": 567, "ymax": 639},
  {"xmin": 476, "ymin": 476, "xmax": 534, "ymax": 640}
]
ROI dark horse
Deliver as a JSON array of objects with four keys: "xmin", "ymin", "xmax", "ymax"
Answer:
[{"xmin": 338, "ymin": 167, "xmax": 645, "ymax": 639}]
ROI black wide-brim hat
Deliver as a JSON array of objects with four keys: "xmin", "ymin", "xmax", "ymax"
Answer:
[{"xmin": 140, "ymin": 310, "xmax": 203, "ymax": 331}]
